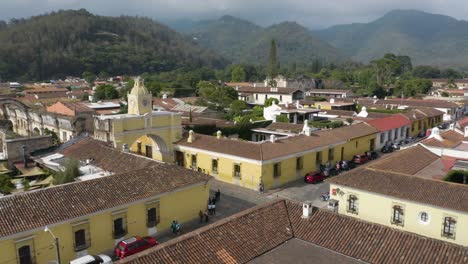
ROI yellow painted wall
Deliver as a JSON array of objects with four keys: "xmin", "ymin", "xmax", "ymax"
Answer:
[
  {"xmin": 409, "ymin": 116, "xmax": 443, "ymax": 137},
  {"xmin": 0, "ymin": 183, "xmax": 209, "ymax": 264},
  {"xmin": 330, "ymin": 183, "xmax": 468, "ymax": 246},
  {"xmin": 342, "ymin": 134, "xmax": 377, "ymax": 161}
]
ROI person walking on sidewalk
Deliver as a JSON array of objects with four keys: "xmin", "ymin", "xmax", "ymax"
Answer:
[
  {"xmin": 215, "ymin": 189, "xmax": 221, "ymax": 201},
  {"xmin": 199, "ymin": 210, "xmax": 204, "ymax": 223},
  {"xmin": 212, "ymin": 203, "xmax": 216, "ymax": 215}
]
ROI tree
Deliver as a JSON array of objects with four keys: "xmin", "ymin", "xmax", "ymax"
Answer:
[
  {"xmin": 267, "ymin": 39, "xmax": 279, "ymax": 77},
  {"xmin": 396, "ymin": 55, "xmax": 413, "ymax": 74},
  {"xmin": 53, "ymin": 158, "xmax": 81, "ymax": 185},
  {"xmin": 82, "ymin": 71, "xmax": 96, "ymax": 84},
  {"xmin": 196, "ymin": 81, "xmax": 238, "ymax": 111},
  {"xmin": 94, "ymin": 85, "xmax": 119, "ymax": 100},
  {"xmin": 44, "ymin": 128, "xmax": 60, "ymax": 145},
  {"xmin": 412, "ymin": 65, "xmax": 440, "ymax": 78},
  {"xmin": 0, "ymin": 174, "xmax": 14, "ymax": 194},
  {"xmin": 444, "ymin": 170, "xmax": 468, "ymax": 184},
  {"xmin": 264, "ymin": 98, "xmax": 279, "ymax": 107},
  {"xmin": 346, "ymin": 118, "xmax": 354, "ymax": 125},
  {"xmin": 371, "ymin": 54, "xmax": 400, "ymax": 87},
  {"xmin": 231, "ymin": 65, "xmax": 246, "ymax": 82},
  {"xmin": 229, "ymin": 100, "xmax": 248, "ymax": 117},
  {"xmin": 275, "ymin": 115, "xmax": 289, "ymax": 123}
]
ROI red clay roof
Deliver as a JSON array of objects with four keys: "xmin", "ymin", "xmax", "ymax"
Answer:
[
  {"xmin": 365, "ymin": 114, "xmax": 411, "ymax": 132},
  {"xmin": 120, "ymin": 199, "xmax": 468, "ymax": 264}
]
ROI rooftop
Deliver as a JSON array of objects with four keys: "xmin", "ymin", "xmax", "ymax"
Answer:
[
  {"xmin": 119, "ymin": 199, "xmax": 468, "ymax": 264},
  {"xmin": 235, "ymin": 86, "xmax": 301, "ymax": 95},
  {"xmin": 328, "ymin": 146, "xmax": 468, "ymax": 214},
  {"xmin": 176, "ymin": 123, "xmax": 377, "ymax": 161},
  {"xmin": 422, "ymin": 129, "xmax": 467, "ymax": 149},
  {"xmin": 0, "ymin": 155, "xmax": 210, "ymax": 238},
  {"xmin": 365, "ymin": 114, "xmax": 411, "ymax": 132}
]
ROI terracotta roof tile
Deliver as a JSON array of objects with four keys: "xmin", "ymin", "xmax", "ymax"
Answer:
[
  {"xmin": 120, "ymin": 200, "xmax": 468, "ymax": 264},
  {"xmin": 59, "ymin": 138, "xmax": 157, "ymax": 173},
  {"xmin": 0, "ymin": 164, "xmax": 209, "ymax": 238},
  {"xmin": 367, "ymin": 145, "xmax": 438, "ymax": 175},
  {"xmin": 422, "ymin": 130, "xmax": 465, "ymax": 148},
  {"xmin": 328, "ymin": 165, "xmax": 468, "ymax": 214},
  {"xmin": 365, "ymin": 114, "xmax": 411, "ymax": 131},
  {"xmin": 176, "ymin": 123, "xmax": 376, "ymax": 161}
]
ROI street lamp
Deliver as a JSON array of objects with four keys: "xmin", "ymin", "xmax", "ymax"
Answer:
[{"xmin": 44, "ymin": 226, "xmax": 61, "ymax": 264}]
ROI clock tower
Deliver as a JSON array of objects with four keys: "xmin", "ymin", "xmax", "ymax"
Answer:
[{"xmin": 127, "ymin": 77, "xmax": 152, "ymax": 115}]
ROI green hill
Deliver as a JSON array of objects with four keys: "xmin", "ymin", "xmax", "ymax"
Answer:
[
  {"xmin": 186, "ymin": 16, "xmax": 345, "ymax": 66},
  {"xmin": 0, "ymin": 9, "xmax": 228, "ymax": 81},
  {"xmin": 315, "ymin": 9, "xmax": 468, "ymax": 68}
]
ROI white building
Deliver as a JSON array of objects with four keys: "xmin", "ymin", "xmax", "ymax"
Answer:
[{"xmin": 236, "ymin": 86, "xmax": 304, "ymax": 105}]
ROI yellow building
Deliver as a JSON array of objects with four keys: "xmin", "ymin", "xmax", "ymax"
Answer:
[
  {"xmin": 328, "ymin": 145, "xmax": 468, "ymax": 246},
  {"xmin": 174, "ymin": 123, "xmax": 377, "ymax": 190},
  {"xmin": 93, "ymin": 78, "xmax": 182, "ymax": 162},
  {"xmin": 0, "ymin": 163, "xmax": 210, "ymax": 264},
  {"xmin": 401, "ymin": 108, "xmax": 444, "ymax": 137}
]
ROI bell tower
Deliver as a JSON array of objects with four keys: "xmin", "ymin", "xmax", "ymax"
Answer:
[{"xmin": 127, "ymin": 77, "xmax": 152, "ymax": 115}]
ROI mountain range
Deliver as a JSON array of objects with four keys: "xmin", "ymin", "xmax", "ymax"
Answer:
[
  {"xmin": 178, "ymin": 10, "xmax": 468, "ymax": 69},
  {"xmin": 183, "ymin": 15, "xmax": 344, "ymax": 66},
  {"xmin": 0, "ymin": 9, "xmax": 227, "ymax": 81},
  {"xmin": 314, "ymin": 9, "xmax": 468, "ymax": 68}
]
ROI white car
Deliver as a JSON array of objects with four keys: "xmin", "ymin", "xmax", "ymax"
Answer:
[{"xmin": 70, "ymin": 254, "xmax": 112, "ymax": 264}]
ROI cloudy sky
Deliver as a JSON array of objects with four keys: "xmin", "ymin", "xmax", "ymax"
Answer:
[{"xmin": 1, "ymin": 0, "xmax": 468, "ymax": 29}]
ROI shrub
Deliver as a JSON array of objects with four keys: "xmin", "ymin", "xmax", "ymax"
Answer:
[{"xmin": 444, "ymin": 170, "xmax": 468, "ymax": 184}]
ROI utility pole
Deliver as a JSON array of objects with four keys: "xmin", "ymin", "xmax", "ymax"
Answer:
[{"xmin": 44, "ymin": 226, "xmax": 61, "ymax": 264}]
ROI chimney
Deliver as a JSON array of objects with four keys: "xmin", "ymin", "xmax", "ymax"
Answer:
[
  {"xmin": 449, "ymin": 123, "xmax": 455, "ymax": 130},
  {"xmin": 302, "ymin": 201, "xmax": 313, "ymax": 218},
  {"xmin": 162, "ymin": 93, "xmax": 168, "ymax": 99},
  {"xmin": 122, "ymin": 143, "xmax": 129, "ymax": 153},
  {"xmin": 296, "ymin": 101, "xmax": 300, "ymax": 108},
  {"xmin": 270, "ymin": 135, "xmax": 276, "ymax": 143},
  {"xmin": 303, "ymin": 120, "xmax": 312, "ymax": 136},
  {"xmin": 22, "ymin": 145, "xmax": 28, "ymax": 168},
  {"xmin": 216, "ymin": 130, "xmax": 222, "ymax": 139},
  {"xmin": 330, "ymin": 98, "xmax": 335, "ymax": 104},
  {"xmin": 187, "ymin": 130, "xmax": 194, "ymax": 143},
  {"xmin": 253, "ymin": 83, "xmax": 257, "ymax": 88},
  {"xmin": 428, "ymin": 127, "xmax": 443, "ymax": 141}
]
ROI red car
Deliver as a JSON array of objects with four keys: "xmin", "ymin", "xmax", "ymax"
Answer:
[
  {"xmin": 115, "ymin": 236, "xmax": 158, "ymax": 259},
  {"xmin": 353, "ymin": 154, "xmax": 369, "ymax": 164},
  {"xmin": 304, "ymin": 171, "xmax": 325, "ymax": 184}
]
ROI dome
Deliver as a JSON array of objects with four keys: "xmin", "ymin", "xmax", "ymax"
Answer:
[{"xmin": 130, "ymin": 77, "xmax": 149, "ymax": 95}]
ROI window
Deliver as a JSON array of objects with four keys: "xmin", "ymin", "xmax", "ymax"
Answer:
[
  {"xmin": 296, "ymin": 157, "xmax": 303, "ymax": 171},
  {"xmin": 62, "ymin": 131, "xmax": 67, "ymax": 141},
  {"xmin": 233, "ymin": 164, "xmax": 241, "ymax": 179},
  {"xmin": 380, "ymin": 133, "xmax": 384, "ymax": 144},
  {"xmin": 316, "ymin": 152, "xmax": 322, "ymax": 164},
  {"xmin": 401, "ymin": 127, "xmax": 405, "ymax": 137},
  {"xmin": 280, "ymin": 95, "xmax": 283, "ymax": 101},
  {"xmin": 394, "ymin": 129, "xmax": 398, "ymax": 140},
  {"xmin": 191, "ymin": 154, "xmax": 197, "ymax": 169},
  {"xmin": 419, "ymin": 212, "xmax": 430, "ymax": 224},
  {"xmin": 391, "ymin": 205, "xmax": 404, "ymax": 226},
  {"xmin": 137, "ymin": 142, "xmax": 142, "ymax": 154},
  {"xmin": 355, "ymin": 140, "xmax": 359, "ymax": 148},
  {"xmin": 212, "ymin": 159, "xmax": 218, "ymax": 174},
  {"xmin": 265, "ymin": 94, "xmax": 268, "ymax": 100},
  {"xmin": 347, "ymin": 195, "xmax": 358, "ymax": 214},
  {"xmin": 412, "ymin": 123, "xmax": 415, "ymax": 132},
  {"xmin": 113, "ymin": 215, "xmax": 127, "ymax": 239},
  {"xmin": 72, "ymin": 221, "xmax": 90, "ymax": 251},
  {"xmin": 146, "ymin": 200, "xmax": 160, "ymax": 228},
  {"xmin": 18, "ymin": 245, "xmax": 33, "ymax": 264},
  {"xmin": 255, "ymin": 94, "xmax": 258, "ymax": 100},
  {"xmin": 387, "ymin": 130, "xmax": 392, "ymax": 141},
  {"xmin": 74, "ymin": 229, "xmax": 87, "ymax": 251},
  {"xmin": 273, "ymin": 163, "xmax": 281, "ymax": 178},
  {"xmin": 328, "ymin": 148, "xmax": 334, "ymax": 161},
  {"xmin": 442, "ymin": 217, "xmax": 456, "ymax": 239}
]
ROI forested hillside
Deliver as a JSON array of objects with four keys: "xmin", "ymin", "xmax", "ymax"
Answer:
[
  {"xmin": 315, "ymin": 9, "xmax": 468, "ymax": 68},
  {"xmin": 0, "ymin": 9, "xmax": 228, "ymax": 81},
  {"xmin": 186, "ymin": 16, "xmax": 345, "ymax": 67}
]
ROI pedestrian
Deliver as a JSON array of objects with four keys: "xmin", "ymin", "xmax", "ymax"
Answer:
[
  {"xmin": 216, "ymin": 189, "xmax": 221, "ymax": 201},
  {"xmin": 175, "ymin": 221, "xmax": 181, "ymax": 235},
  {"xmin": 211, "ymin": 196, "xmax": 217, "ymax": 205},
  {"xmin": 212, "ymin": 203, "xmax": 216, "ymax": 215},
  {"xmin": 204, "ymin": 210, "xmax": 209, "ymax": 222},
  {"xmin": 199, "ymin": 210, "xmax": 203, "ymax": 223},
  {"xmin": 208, "ymin": 203, "xmax": 213, "ymax": 215},
  {"xmin": 259, "ymin": 181, "xmax": 264, "ymax": 193},
  {"xmin": 171, "ymin": 220, "xmax": 177, "ymax": 234}
]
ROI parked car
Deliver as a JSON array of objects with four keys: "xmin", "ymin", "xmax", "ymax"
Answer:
[
  {"xmin": 336, "ymin": 160, "xmax": 355, "ymax": 171},
  {"xmin": 381, "ymin": 145, "xmax": 394, "ymax": 153},
  {"xmin": 115, "ymin": 236, "xmax": 158, "ymax": 259},
  {"xmin": 353, "ymin": 154, "xmax": 369, "ymax": 164},
  {"xmin": 304, "ymin": 171, "xmax": 325, "ymax": 184},
  {"xmin": 70, "ymin": 255, "xmax": 112, "ymax": 264},
  {"xmin": 367, "ymin": 151, "xmax": 379, "ymax": 160},
  {"xmin": 438, "ymin": 123, "xmax": 449, "ymax": 129}
]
